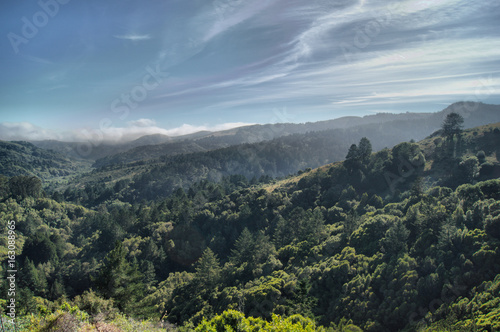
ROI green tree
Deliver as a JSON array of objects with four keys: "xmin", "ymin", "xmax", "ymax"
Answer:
[
  {"xmin": 194, "ymin": 248, "xmax": 221, "ymax": 289},
  {"xmin": 230, "ymin": 229, "xmax": 277, "ymax": 280},
  {"xmin": 73, "ymin": 289, "xmax": 118, "ymax": 317},
  {"xmin": 94, "ymin": 241, "xmax": 145, "ymax": 314},
  {"xmin": 410, "ymin": 177, "xmax": 424, "ymax": 199},
  {"xmin": 381, "ymin": 218, "xmax": 410, "ymax": 255},
  {"xmin": 344, "ymin": 144, "xmax": 360, "ymax": 174},
  {"xmin": 358, "ymin": 137, "xmax": 373, "ymax": 164},
  {"xmin": 442, "ymin": 112, "xmax": 464, "ymax": 139},
  {"xmin": 476, "ymin": 150, "xmax": 486, "ymax": 164},
  {"xmin": 48, "ymin": 278, "xmax": 66, "ymax": 301},
  {"xmin": 22, "ymin": 230, "xmax": 58, "ymax": 264},
  {"xmin": 230, "ymin": 228, "xmax": 254, "ymax": 266},
  {"xmin": 0, "ymin": 175, "xmax": 9, "ymax": 199},
  {"xmin": 485, "ymin": 214, "xmax": 500, "ymax": 239},
  {"xmin": 22, "ymin": 258, "xmax": 48, "ymax": 296},
  {"xmin": 8, "ymin": 175, "xmax": 43, "ymax": 199},
  {"xmin": 458, "ymin": 156, "xmax": 479, "ymax": 183},
  {"xmin": 328, "ymin": 318, "xmax": 363, "ymax": 331}
]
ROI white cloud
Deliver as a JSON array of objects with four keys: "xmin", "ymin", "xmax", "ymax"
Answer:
[
  {"xmin": 141, "ymin": 0, "xmax": 499, "ymax": 121},
  {"xmin": 75, "ymin": 121, "xmax": 254, "ymax": 142},
  {"xmin": 203, "ymin": 0, "xmax": 276, "ymax": 42},
  {"xmin": 0, "ymin": 122, "xmax": 61, "ymax": 141},
  {"xmin": 105, "ymin": 122, "xmax": 252, "ymax": 140},
  {"xmin": 0, "ymin": 120, "xmax": 253, "ymax": 143},
  {"xmin": 114, "ymin": 34, "xmax": 152, "ymax": 41},
  {"xmin": 128, "ymin": 118, "xmax": 157, "ymax": 127}
]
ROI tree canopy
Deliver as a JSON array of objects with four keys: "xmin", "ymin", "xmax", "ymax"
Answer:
[{"xmin": 442, "ymin": 112, "xmax": 464, "ymax": 138}]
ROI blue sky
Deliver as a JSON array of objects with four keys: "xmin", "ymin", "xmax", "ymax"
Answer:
[{"xmin": 1, "ymin": 0, "xmax": 499, "ymax": 142}]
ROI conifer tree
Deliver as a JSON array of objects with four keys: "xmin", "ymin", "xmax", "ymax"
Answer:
[
  {"xmin": 95, "ymin": 241, "xmax": 145, "ymax": 314},
  {"xmin": 358, "ymin": 137, "xmax": 373, "ymax": 164},
  {"xmin": 230, "ymin": 228, "xmax": 254, "ymax": 266},
  {"xmin": 194, "ymin": 248, "xmax": 221, "ymax": 289},
  {"xmin": 344, "ymin": 144, "xmax": 360, "ymax": 173},
  {"xmin": 442, "ymin": 112, "xmax": 464, "ymax": 139}
]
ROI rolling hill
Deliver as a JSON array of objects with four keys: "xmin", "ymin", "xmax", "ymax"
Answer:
[
  {"xmin": 30, "ymin": 102, "xmax": 500, "ymax": 168},
  {"xmin": 3, "ymin": 119, "xmax": 499, "ymax": 331},
  {"xmin": 91, "ymin": 101, "xmax": 500, "ymax": 168},
  {"xmin": 0, "ymin": 140, "xmax": 90, "ymax": 185},
  {"xmin": 59, "ymin": 117, "xmax": 500, "ymax": 207}
]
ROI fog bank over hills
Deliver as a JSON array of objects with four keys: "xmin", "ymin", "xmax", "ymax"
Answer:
[{"xmin": 27, "ymin": 101, "xmax": 500, "ymax": 163}]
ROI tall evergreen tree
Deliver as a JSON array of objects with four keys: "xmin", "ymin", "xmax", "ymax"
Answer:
[
  {"xmin": 95, "ymin": 241, "xmax": 145, "ymax": 314},
  {"xmin": 230, "ymin": 228, "xmax": 254, "ymax": 266},
  {"xmin": 381, "ymin": 218, "xmax": 410, "ymax": 255},
  {"xmin": 442, "ymin": 112, "xmax": 464, "ymax": 139},
  {"xmin": 23, "ymin": 258, "xmax": 48, "ymax": 296},
  {"xmin": 344, "ymin": 144, "xmax": 360, "ymax": 174},
  {"xmin": 358, "ymin": 137, "xmax": 373, "ymax": 164},
  {"xmin": 194, "ymin": 248, "xmax": 221, "ymax": 289}
]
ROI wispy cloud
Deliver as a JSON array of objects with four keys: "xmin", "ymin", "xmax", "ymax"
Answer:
[
  {"xmin": 113, "ymin": 34, "xmax": 152, "ymax": 41},
  {"xmin": 203, "ymin": 0, "xmax": 276, "ymax": 42},
  {"xmin": 2, "ymin": 0, "xmax": 500, "ymax": 130},
  {"xmin": 128, "ymin": 118, "xmax": 157, "ymax": 127}
]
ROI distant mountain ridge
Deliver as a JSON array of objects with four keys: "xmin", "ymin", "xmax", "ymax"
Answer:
[
  {"xmin": 30, "ymin": 102, "xmax": 500, "ymax": 165},
  {"xmin": 56, "ymin": 108, "xmax": 499, "ymax": 203},
  {"xmin": 91, "ymin": 102, "xmax": 500, "ymax": 168},
  {"xmin": 56, "ymin": 119, "xmax": 500, "ymax": 207},
  {"xmin": 2, "ymin": 101, "xmax": 500, "ymax": 203}
]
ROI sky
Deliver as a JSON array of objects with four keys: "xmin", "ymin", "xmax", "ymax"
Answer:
[{"xmin": 1, "ymin": 0, "xmax": 499, "ymax": 142}]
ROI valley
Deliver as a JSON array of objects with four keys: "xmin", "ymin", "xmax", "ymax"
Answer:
[{"xmin": 1, "ymin": 103, "xmax": 500, "ymax": 331}]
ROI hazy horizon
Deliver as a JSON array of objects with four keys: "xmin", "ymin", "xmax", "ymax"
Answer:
[{"xmin": 1, "ymin": 100, "xmax": 497, "ymax": 143}]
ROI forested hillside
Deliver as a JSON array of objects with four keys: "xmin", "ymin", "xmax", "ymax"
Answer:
[
  {"xmin": 62, "ymin": 121, "xmax": 500, "ymax": 206},
  {"xmin": 1, "ymin": 119, "xmax": 499, "ymax": 331},
  {"xmin": 92, "ymin": 102, "xmax": 500, "ymax": 168},
  {"xmin": 29, "ymin": 102, "xmax": 500, "ymax": 167},
  {"xmin": 0, "ymin": 140, "xmax": 90, "ymax": 187}
]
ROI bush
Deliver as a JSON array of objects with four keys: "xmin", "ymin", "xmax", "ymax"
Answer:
[
  {"xmin": 476, "ymin": 150, "xmax": 486, "ymax": 164},
  {"xmin": 478, "ymin": 179, "xmax": 500, "ymax": 200},
  {"xmin": 73, "ymin": 289, "xmax": 118, "ymax": 318},
  {"xmin": 194, "ymin": 310, "xmax": 326, "ymax": 331}
]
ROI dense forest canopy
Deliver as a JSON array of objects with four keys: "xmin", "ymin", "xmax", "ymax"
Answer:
[{"xmin": 1, "ymin": 113, "xmax": 500, "ymax": 331}]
